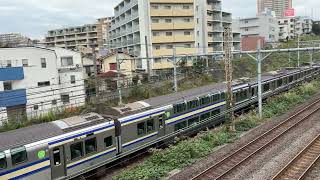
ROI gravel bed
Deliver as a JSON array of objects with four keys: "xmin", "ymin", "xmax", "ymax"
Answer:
[
  {"xmin": 223, "ymin": 111, "xmax": 320, "ymax": 180},
  {"xmin": 168, "ymin": 95, "xmax": 320, "ymax": 180}
]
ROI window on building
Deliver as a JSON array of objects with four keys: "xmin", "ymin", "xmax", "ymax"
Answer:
[
  {"xmin": 137, "ymin": 122, "xmax": 146, "ymax": 135},
  {"xmin": 70, "ymin": 142, "xmax": 83, "ymax": 160},
  {"xmin": 154, "ymin": 58, "xmax": 161, "ymax": 63},
  {"xmin": 166, "ymin": 45, "xmax": 173, "ymax": 49},
  {"xmin": 245, "ymin": 20, "xmax": 249, "ymax": 23},
  {"xmin": 6, "ymin": 60, "xmax": 11, "ymax": 67},
  {"xmin": 0, "ymin": 152, "xmax": 6, "ymax": 170},
  {"xmin": 151, "ymin": 5, "xmax": 159, "ymax": 9},
  {"xmin": 3, "ymin": 82, "xmax": 12, "ymax": 91},
  {"xmin": 41, "ymin": 58, "xmax": 46, "ymax": 68},
  {"xmin": 165, "ymin": 19, "xmax": 172, "ymax": 23},
  {"xmin": 104, "ymin": 136, "xmax": 113, "ymax": 148},
  {"xmin": 109, "ymin": 63, "xmax": 117, "ymax": 70},
  {"xmin": 85, "ymin": 138, "xmax": 97, "ymax": 154},
  {"xmin": 152, "ymin": 19, "xmax": 159, "ymax": 23},
  {"xmin": 184, "ymin": 31, "xmax": 191, "ymax": 35},
  {"xmin": 183, "ymin": 5, "xmax": 190, "ymax": 9},
  {"xmin": 33, "ymin": 105, "xmax": 39, "ymax": 110},
  {"xmin": 166, "ymin": 32, "xmax": 173, "ymax": 36},
  {"xmin": 70, "ymin": 75, "xmax": 76, "ymax": 84},
  {"xmin": 153, "ymin": 45, "xmax": 161, "ymax": 50},
  {"xmin": 164, "ymin": 5, "xmax": 171, "ymax": 9},
  {"xmin": 197, "ymin": 18, "xmax": 199, "ymax": 24},
  {"xmin": 183, "ymin": 18, "xmax": 191, "ymax": 22},
  {"xmin": 196, "ymin": 5, "xmax": 199, "ymax": 11},
  {"xmin": 52, "ymin": 100, "xmax": 57, "ymax": 105},
  {"xmin": 38, "ymin": 81, "xmax": 50, "ymax": 87},
  {"xmin": 61, "ymin": 94, "xmax": 70, "ymax": 104},
  {"xmin": 184, "ymin": 44, "xmax": 191, "ymax": 48},
  {"xmin": 22, "ymin": 59, "xmax": 28, "ymax": 67},
  {"xmin": 61, "ymin": 57, "xmax": 73, "ymax": 66},
  {"xmin": 11, "ymin": 146, "xmax": 27, "ymax": 166},
  {"xmin": 245, "ymin": 28, "xmax": 249, "ymax": 31},
  {"xmin": 152, "ymin": 32, "xmax": 160, "ymax": 36}
]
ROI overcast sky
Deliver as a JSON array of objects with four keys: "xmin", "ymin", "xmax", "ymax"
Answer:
[{"xmin": 0, "ymin": 0, "xmax": 319, "ymax": 39}]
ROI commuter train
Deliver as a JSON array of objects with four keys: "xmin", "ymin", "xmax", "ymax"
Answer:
[{"xmin": 0, "ymin": 66, "xmax": 319, "ymax": 180}]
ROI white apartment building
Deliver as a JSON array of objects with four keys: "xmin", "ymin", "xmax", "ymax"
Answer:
[
  {"xmin": 0, "ymin": 47, "xmax": 85, "ymax": 125},
  {"xmin": 278, "ymin": 16, "xmax": 313, "ymax": 41},
  {"xmin": 109, "ymin": 0, "xmax": 240, "ymax": 70},
  {"xmin": 233, "ymin": 13, "xmax": 279, "ymax": 42},
  {"xmin": 0, "ymin": 33, "xmax": 32, "ymax": 47}
]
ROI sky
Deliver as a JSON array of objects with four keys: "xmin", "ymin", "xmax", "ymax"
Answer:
[{"xmin": 0, "ymin": 0, "xmax": 319, "ymax": 39}]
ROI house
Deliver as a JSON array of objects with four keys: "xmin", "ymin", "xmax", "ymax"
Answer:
[{"xmin": 0, "ymin": 47, "xmax": 85, "ymax": 125}]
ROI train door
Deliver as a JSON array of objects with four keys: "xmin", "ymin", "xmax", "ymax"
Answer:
[
  {"xmin": 50, "ymin": 146, "xmax": 66, "ymax": 180},
  {"xmin": 158, "ymin": 114, "xmax": 165, "ymax": 137}
]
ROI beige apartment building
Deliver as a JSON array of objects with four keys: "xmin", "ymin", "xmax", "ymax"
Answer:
[
  {"xmin": 257, "ymin": 0, "xmax": 292, "ymax": 18},
  {"xmin": 109, "ymin": 0, "xmax": 240, "ymax": 70},
  {"xmin": 45, "ymin": 17, "xmax": 112, "ymax": 51}
]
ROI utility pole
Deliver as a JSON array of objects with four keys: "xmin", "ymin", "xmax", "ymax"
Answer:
[
  {"xmin": 298, "ymin": 34, "xmax": 300, "ymax": 67},
  {"xmin": 145, "ymin": 36, "xmax": 151, "ymax": 82},
  {"xmin": 116, "ymin": 52, "xmax": 123, "ymax": 106},
  {"xmin": 257, "ymin": 40, "xmax": 263, "ymax": 119},
  {"xmin": 92, "ymin": 46, "xmax": 100, "ymax": 106},
  {"xmin": 173, "ymin": 46, "xmax": 178, "ymax": 92},
  {"xmin": 223, "ymin": 25, "xmax": 235, "ymax": 132}
]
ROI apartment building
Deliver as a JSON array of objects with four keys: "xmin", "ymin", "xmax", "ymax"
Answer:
[
  {"xmin": 278, "ymin": 16, "xmax": 313, "ymax": 41},
  {"xmin": 0, "ymin": 33, "xmax": 32, "ymax": 47},
  {"xmin": 109, "ymin": 0, "xmax": 240, "ymax": 70},
  {"xmin": 257, "ymin": 0, "xmax": 292, "ymax": 18},
  {"xmin": 45, "ymin": 17, "xmax": 113, "ymax": 51},
  {"xmin": 97, "ymin": 17, "xmax": 113, "ymax": 49},
  {"xmin": 233, "ymin": 13, "xmax": 279, "ymax": 42},
  {"xmin": 0, "ymin": 47, "xmax": 85, "ymax": 125}
]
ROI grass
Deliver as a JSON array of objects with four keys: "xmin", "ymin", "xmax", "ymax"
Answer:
[{"xmin": 113, "ymin": 80, "xmax": 320, "ymax": 180}]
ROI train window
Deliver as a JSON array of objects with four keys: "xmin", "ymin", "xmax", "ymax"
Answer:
[
  {"xmin": 70, "ymin": 142, "xmax": 83, "ymax": 160},
  {"xmin": 147, "ymin": 119, "xmax": 155, "ymax": 132},
  {"xmin": 53, "ymin": 148, "xmax": 61, "ymax": 166},
  {"xmin": 104, "ymin": 136, "xmax": 113, "ymax": 148},
  {"xmin": 277, "ymin": 79, "xmax": 283, "ymax": 87},
  {"xmin": 188, "ymin": 117, "xmax": 199, "ymax": 126},
  {"xmin": 137, "ymin": 122, "xmax": 146, "ymax": 135},
  {"xmin": 174, "ymin": 103, "xmax": 186, "ymax": 114},
  {"xmin": 0, "ymin": 152, "xmax": 6, "ymax": 169},
  {"xmin": 263, "ymin": 84, "xmax": 270, "ymax": 92},
  {"xmin": 187, "ymin": 99, "xmax": 199, "ymax": 109},
  {"xmin": 11, "ymin": 146, "xmax": 28, "ymax": 166},
  {"xmin": 201, "ymin": 96, "xmax": 211, "ymax": 105},
  {"xmin": 289, "ymin": 76, "xmax": 294, "ymax": 83},
  {"xmin": 159, "ymin": 115, "xmax": 164, "ymax": 129},
  {"xmin": 221, "ymin": 92, "xmax": 226, "ymax": 100},
  {"xmin": 212, "ymin": 94, "xmax": 220, "ymax": 103},
  {"xmin": 85, "ymin": 138, "xmax": 97, "ymax": 154},
  {"xmin": 174, "ymin": 121, "xmax": 187, "ymax": 131},
  {"xmin": 211, "ymin": 109, "xmax": 220, "ymax": 116}
]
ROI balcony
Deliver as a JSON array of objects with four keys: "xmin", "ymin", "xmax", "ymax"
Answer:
[
  {"xmin": 152, "ymin": 35, "xmax": 194, "ymax": 43},
  {"xmin": 208, "ymin": 36, "xmax": 223, "ymax": 42},
  {"xmin": 153, "ymin": 47, "xmax": 195, "ymax": 57},
  {"xmin": 150, "ymin": 0, "xmax": 193, "ymax": 3},
  {"xmin": 151, "ymin": 9, "xmax": 193, "ymax": 17},
  {"xmin": 0, "ymin": 67, "xmax": 24, "ymax": 81},
  {"xmin": 0, "ymin": 89, "xmax": 27, "ymax": 107}
]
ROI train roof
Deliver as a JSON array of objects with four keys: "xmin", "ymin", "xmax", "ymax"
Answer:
[{"xmin": 0, "ymin": 113, "xmax": 109, "ymax": 151}]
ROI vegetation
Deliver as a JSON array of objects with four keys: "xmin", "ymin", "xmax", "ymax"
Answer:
[{"xmin": 114, "ymin": 80, "xmax": 320, "ymax": 180}]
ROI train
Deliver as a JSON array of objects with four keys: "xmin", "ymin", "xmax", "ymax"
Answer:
[{"xmin": 0, "ymin": 66, "xmax": 319, "ymax": 180}]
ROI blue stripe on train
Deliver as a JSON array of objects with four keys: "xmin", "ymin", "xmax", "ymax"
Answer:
[
  {"xmin": 0, "ymin": 158, "xmax": 49, "ymax": 176},
  {"xmin": 120, "ymin": 109, "xmax": 165, "ymax": 124},
  {"xmin": 122, "ymin": 132, "xmax": 159, "ymax": 149},
  {"xmin": 9, "ymin": 165, "xmax": 50, "ymax": 180}
]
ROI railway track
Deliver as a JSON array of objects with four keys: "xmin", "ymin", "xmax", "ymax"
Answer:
[
  {"xmin": 272, "ymin": 134, "xmax": 320, "ymax": 180},
  {"xmin": 191, "ymin": 98, "xmax": 320, "ymax": 180}
]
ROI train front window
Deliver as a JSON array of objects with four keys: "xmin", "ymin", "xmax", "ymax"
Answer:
[
  {"xmin": 70, "ymin": 142, "xmax": 83, "ymax": 160},
  {"xmin": 0, "ymin": 152, "xmax": 6, "ymax": 169},
  {"xmin": 85, "ymin": 138, "xmax": 97, "ymax": 154},
  {"xmin": 11, "ymin": 146, "xmax": 28, "ymax": 166}
]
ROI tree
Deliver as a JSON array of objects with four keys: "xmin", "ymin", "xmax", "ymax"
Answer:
[{"xmin": 312, "ymin": 24, "xmax": 320, "ymax": 35}]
